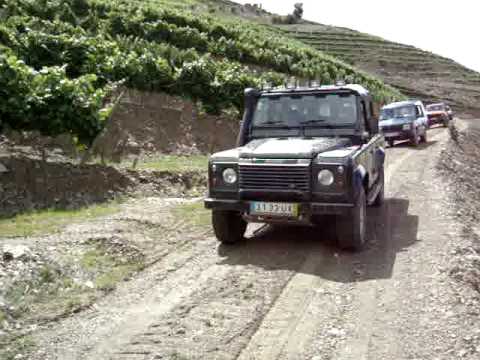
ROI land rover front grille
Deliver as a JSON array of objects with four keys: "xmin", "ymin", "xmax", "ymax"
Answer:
[
  {"xmin": 239, "ymin": 164, "xmax": 311, "ymax": 192},
  {"xmin": 381, "ymin": 124, "xmax": 404, "ymax": 132}
]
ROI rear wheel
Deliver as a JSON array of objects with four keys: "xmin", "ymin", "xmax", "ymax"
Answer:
[
  {"xmin": 212, "ymin": 210, "xmax": 247, "ymax": 245},
  {"xmin": 336, "ymin": 188, "xmax": 367, "ymax": 251}
]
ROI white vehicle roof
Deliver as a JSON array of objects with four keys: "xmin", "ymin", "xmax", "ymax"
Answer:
[
  {"xmin": 262, "ymin": 83, "xmax": 370, "ymax": 96},
  {"xmin": 382, "ymin": 100, "xmax": 424, "ymax": 109}
]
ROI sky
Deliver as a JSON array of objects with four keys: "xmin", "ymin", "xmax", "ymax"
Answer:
[{"xmin": 234, "ymin": 0, "xmax": 480, "ymax": 73}]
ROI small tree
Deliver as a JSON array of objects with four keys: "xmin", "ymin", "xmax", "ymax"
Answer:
[{"xmin": 293, "ymin": 3, "xmax": 303, "ymax": 21}]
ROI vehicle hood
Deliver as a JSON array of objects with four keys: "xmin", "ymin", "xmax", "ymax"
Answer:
[
  {"xmin": 379, "ymin": 116, "xmax": 414, "ymax": 126},
  {"xmin": 239, "ymin": 137, "xmax": 352, "ymax": 159}
]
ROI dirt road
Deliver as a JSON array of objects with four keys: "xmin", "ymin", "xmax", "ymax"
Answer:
[{"xmin": 32, "ymin": 125, "xmax": 478, "ymax": 360}]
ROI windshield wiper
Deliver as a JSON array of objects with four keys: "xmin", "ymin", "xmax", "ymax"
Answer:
[
  {"xmin": 255, "ymin": 120, "xmax": 297, "ymax": 128},
  {"xmin": 300, "ymin": 119, "xmax": 327, "ymax": 126},
  {"xmin": 308, "ymin": 123, "xmax": 353, "ymax": 129},
  {"xmin": 300, "ymin": 120, "xmax": 353, "ymax": 128}
]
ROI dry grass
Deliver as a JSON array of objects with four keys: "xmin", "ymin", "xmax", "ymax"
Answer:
[{"xmin": 0, "ymin": 202, "xmax": 122, "ymax": 237}]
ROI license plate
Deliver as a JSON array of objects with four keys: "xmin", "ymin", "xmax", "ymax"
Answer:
[
  {"xmin": 384, "ymin": 132, "xmax": 400, "ymax": 137},
  {"xmin": 250, "ymin": 202, "xmax": 298, "ymax": 217}
]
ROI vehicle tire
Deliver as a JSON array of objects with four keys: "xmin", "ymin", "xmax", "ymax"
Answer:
[
  {"xmin": 212, "ymin": 210, "xmax": 247, "ymax": 245},
  {"xmin": 420, "ymin": 129, "xmax": 427, "ymax": 143},
  {"xmin": 388, "ymin": 139, "xmax": 394, "ymax": 148},
  {"xmin": 443, "ymin": 119, "xmax": 449, "ymax": 127},
  {"xmin": 372, "ymin": 167, "xmax": 385, "ymax": 207},
  {"xmin": 410, "ymin": 130, "xmax": 419, "ymax": 147},
  {"xmin": 336, "ymin": 188, "xmax": 367, "ymax": 251}
]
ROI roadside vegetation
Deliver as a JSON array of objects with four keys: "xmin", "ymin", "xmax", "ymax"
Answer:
[
  {"xmin": 135, "ymin": 155, "xmax": 208, "ymax": 172},
  {"xmin": 0, "ymin": 0, "xmax": 403, "ymax": 147},
  {"xmin": 0, "ymin": 201, "xmax": 121, "ymax": 237}
]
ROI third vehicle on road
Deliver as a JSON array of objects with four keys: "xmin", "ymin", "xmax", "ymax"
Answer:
[{"xmin": 426, "ymin": 102, "xmax": 452, "ymax": 127}]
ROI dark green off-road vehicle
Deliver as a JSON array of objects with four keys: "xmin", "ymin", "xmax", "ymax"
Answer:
[{"xmin": 204, "ymin": 84, "xmax": 386, "ymax": 251}]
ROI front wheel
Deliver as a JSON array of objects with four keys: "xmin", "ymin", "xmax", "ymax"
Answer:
[
  {"xmin": 336, "ymin": 188, "xmax": 367, "ymax": 251},
  {"xmin": 410, "ymin": 130, "xmax": 419, "ymax": 147},
  {"xmin": 372, "ymin": 167, "xmax": 385, "ymax": 207},
  {"xmin": 420, "ymin": 129, "xmax": 427, "ymax": 143},
  {"xmin": 387, "ymin": 139, "xmax": 395, "ymax": 148},
  {"xmin": 212, "ymin": 210, "xmax": 247, "ymax": 245}
]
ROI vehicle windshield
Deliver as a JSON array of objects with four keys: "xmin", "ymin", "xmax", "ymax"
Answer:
[
  {"xmin": 426, "ymin": 104, "xmax": 445, "ymax": 111},
  {"xmin": 380, "ymin": 105, "xmax": 416, "ymax": 120},
  {"xmin": 252, "ymin": 93, "xmax": 358, "ymax": 128}
]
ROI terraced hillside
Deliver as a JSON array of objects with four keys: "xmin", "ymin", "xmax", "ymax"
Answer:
[
  {"xmin": 0, "ymin": 0, "xmax": 404, "ymax": 146},
  {"xmin": 277, "ymin": 24, "xmax": 480, "ymax": 116}
]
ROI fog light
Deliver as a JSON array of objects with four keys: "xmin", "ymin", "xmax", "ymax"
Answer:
[{"xmin": 318, "ymin": 169, "xmax": 334, "ymax": 186}]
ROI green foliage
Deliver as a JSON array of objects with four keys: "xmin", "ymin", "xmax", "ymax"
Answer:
[
  {"xmin": 135, "ymin": 154, "xmax": 208, "ymax": 172},
  {"xmin": 0, "ymin": 0, "xmax": 404, "ymax": 145},
  {"xmin": 0, "ymin": 51, "xmax": 106, "ymax": 144}
]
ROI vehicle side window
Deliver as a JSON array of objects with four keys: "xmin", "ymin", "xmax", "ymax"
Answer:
[
  {"xmin": 364, "ymin": 101, "xmax": 371, "ymax": 119},
  {"xmin": 360, "ymin": 101, "xmax": 369, "ymax": 130},
  {"xmin": 416, "ymin": 105, "xmax": 424, "ymax": 118}
]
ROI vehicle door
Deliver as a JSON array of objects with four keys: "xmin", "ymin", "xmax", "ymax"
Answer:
[
  {"xmin": 446, "ymin": 105, "xmax": 453, "ymax": 119},
  {"xmin": 360, "ymin": 99, "xmax": 378, "ymax": 186},
  {"xmin": 415, "ymin": 104, "xmax": 428, "ymax": 134}
]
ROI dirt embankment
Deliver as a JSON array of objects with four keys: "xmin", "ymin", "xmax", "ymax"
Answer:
[
  {"xmin": 90, "ymin": 89, "xmax": 239, "ymax": 161},
  {"xmin": 0, "ymin": 137, "xmax": 206, "ymax": 217},
  {"xmin": 437, "ymin": 121, "xmax": 480, "ymax": 299}
]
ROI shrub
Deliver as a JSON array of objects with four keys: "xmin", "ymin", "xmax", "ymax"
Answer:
[{"xmin": 0, "ymin": 51, "xmax": 107, "ymax": 145}]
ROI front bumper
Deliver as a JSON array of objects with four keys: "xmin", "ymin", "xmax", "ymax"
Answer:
[
  {"xmin": 428, "ymin": 116, "xmax": 448, "ymax": 125},
  {"xmin": 204, "ymin": 198, "xmax": 354, "ymax": 217},
  {"xmin": 381, "ymin": 129, "xmax": 414, "ymax": 141}
]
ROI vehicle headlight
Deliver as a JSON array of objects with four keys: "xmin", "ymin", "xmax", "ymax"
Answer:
[
  {"xmin": 222, "ymin": 168, "xmax": 237, "ymax": 184},
  {"xmin": 318, "ymin": 169, "xmax": 334, "ymax": 186},
  {"xmin": 402, "ymin": 124, "xmax": 411, "ymax": 130}
]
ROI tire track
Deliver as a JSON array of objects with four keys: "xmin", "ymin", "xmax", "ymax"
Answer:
[
  {"xmin": 238, "ymin": 128, "xmax": 448, "ymax": 360},
  {"xmin": 237, "ymin": 252, "xmax": 325, "ymax": 360},
  {"xmin": 334, "ymin": 127, "xmax": 449, "ymax": 360},
  {"xmin": 110, "ymin": 238, "xmax": 310, "ymax": 360}
]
